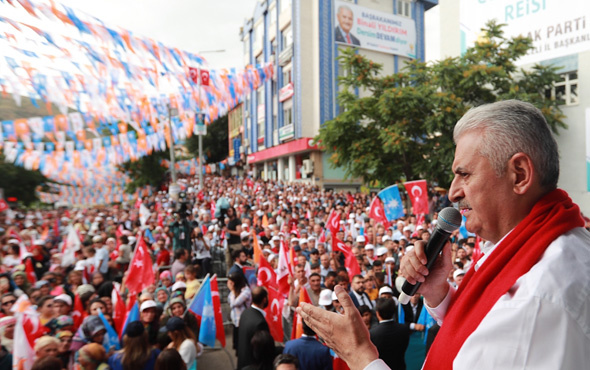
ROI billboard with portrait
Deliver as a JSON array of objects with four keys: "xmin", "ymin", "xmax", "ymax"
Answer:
[
  {"xmin": 460, "ymin": 0, "xmax": 590, "ymax": 65},
  {"xmin": 334, "ymin": 0, "xmax": 417, "ymax": 58}
]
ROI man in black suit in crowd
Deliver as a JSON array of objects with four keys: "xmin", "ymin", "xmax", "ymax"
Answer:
[
  {"xmin": 370, "ymin": 298, "xmax": 411, "ymax": 370},
  {"xmin": 237, "ymin": 286, "xmax": 270, "ymax": 369},
  {"xmin": 335, "ymin": 5, "xmax": 361, "ymax": 46}
]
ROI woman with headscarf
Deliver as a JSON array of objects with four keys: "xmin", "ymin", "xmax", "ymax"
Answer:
[
  {"xmin": 160, "ymin": 297, "xmax": 199, "ymax": 341},
  {"xmin": 76, "ymin": 343, "xmax": 109, "ymax": 370},
  {"xmin": 11, "ymin": 271, "xmax": 30, "ymax": 294},
  {"xmin": 56, "ymin": 330, "xmax": 73, "ymax": 369},
  {"xmin": 165, "ymin": 317, "xmax": 197, "ymax": 370},
  {"xmin": 108, "ymin": 321, "xmax": 160, "ymax": 370},
  {"xmin": 0, "ymin": 316, "xmax": 15, "ymax": 353},
  {"xmin": 154, "ymin": 287, "xmax": 170, "ymax": 311},
  {"xmin": 34, "ymin": 335, "xmax": 59, "ymax": 361},
  {"xmin": 70, "ymin": 315, "xmax": 107, "ymax": 354}
]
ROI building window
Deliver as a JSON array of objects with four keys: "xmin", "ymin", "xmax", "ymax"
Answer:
[
  {"xmin": 282, "ymin": 68, "xmax": 292, "ymax": 88},
  {"xmin": 280, "ymin": 0, "xmax": 292, "ymax": 14},
  {"xmin": 270, "ymin": 6, "xmax": 277, "ymax": 32},
  {"xmin": 546, "ymin": 71, "xmax": 579, "ymax": 106},
  {"xmin": 283, "ymin": 105, "xmax": 293, "ymax": 126},
  {"xmin": 257, "ymin": 119, "xmax": 265, "ymax": 139},
  {"xmin": 281, "ymin": 26, "xmax": 292, "ymax": 51},
  {"xmin": 397, "ymin": 0, "xmax": 412, "ymax": 18}
]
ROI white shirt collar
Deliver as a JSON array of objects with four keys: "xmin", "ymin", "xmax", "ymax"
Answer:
[
  {"xmin": 474, "ymin": 229, "xmax": 514, "ymax": 271},
  {"xmin": 252, "ymin": 305, "xmax": 266, "ymax": 317}
]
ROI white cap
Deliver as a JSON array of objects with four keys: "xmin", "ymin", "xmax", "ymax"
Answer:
[
  {"xmin": 92, "ymin": 235, "xmax": 102, "ymax": 243},
  {"xmin": 240, "ymin": 231, "xmax": 250, "ymax": 239},
  {"xmin": 331, "ymin": 291, "xmax": 339, "ymax": 301},
  {"xmin": 376, "ymin": 247, "xmax": 388, "ymax": 256},
  {"xmin": 382, "ymin": 235, "xmax": 391, "ymax": 242},
  {"xmin": 140, "ymin": 300, "xmax": 157, "ymax": 312},
  {"xmin": 349, "ymin": 214, "xmax": 355, "ymax": 219},
  {"xmin": 241, "ymin": 223, "xmax": 248, "ymax": 228},
  {"xmin": 403, "ymin": 226, "xmax": 412, "ymax": 232},
  {"xmin": 171, "ymin": 281, "xmax": 187, "ymax": 291},
  {"xmin": 54, "ymin": 294, "xmax": 73, "ymax": 306},
  {"xmin": 268, "ymin": 254, "xmax": 277, "ymax": 262},
  {"xmin": 453, "ymin": 269, "xmax": 466, "ymax": 280},
  {"xmin": 300, "ymin": 238, "xmax": 308, "ymax": 244},
  {"xmin": 319, "ymin": 289, "xmax": 333, "ymax": 306},
  {"xmin": 354, "ymin": 223, "xmax": 361, "ymax": 228},
  {"xmin": 384, "ymin": 257, "xmax": 395, "ymax": 264},
  {"xmin": 33, "ymin": 239, "xmax": 45, "ymax": 246},
  {"xmin": 291, "ymin": 238, "xmax": 299, "ymax": 243},
  {"xmin": 364, "ymin": 244, "xmax": 375, "ymax": 251},
  {"xmin": 256, "ymin": 210, "xmax": 264, "ymax": 217},
  {"xmin": 271, "ymin": 236, "xmax": 280, "ymax": 241},
  {"xmin": 7, "ymin": 239, "xmax": 19, "ymax": 245},
  {"xmin": 356, "ymin": 235, "xmax": 366, "ymax": 243},
  {"xmin": 379, "ymin": 286, "xmax": 394, "ymax": 296}
]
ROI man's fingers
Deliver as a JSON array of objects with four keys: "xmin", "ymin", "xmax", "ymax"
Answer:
[
  {"xmin": 334, "ymin": 285, "xmax": 355, "ymax": 314},
  {"xmin": 413, "ymin": 240, "xmax": 427, "ymax": 265},
  {"xmin": 297, "ymin": 303, "xmax": 334, "ymax": 338}
]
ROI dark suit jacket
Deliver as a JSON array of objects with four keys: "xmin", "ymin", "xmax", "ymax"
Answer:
[
  {"xmin": 284, "ymin": 336, "xmax": 333, "ymax": 370},
  {"xmin": 237, "ymin": 307, "xmax": 270, "ymax": 370},
  {"xmin": 401, "ymin": 299, "xmax": 423, "ymax": 324},
  {"xmin": 229, "ymin": 263, "xmax": 245, "ymax": 278},
  {"xmin": 349, "ymin": 291, "xmax": 373, "ymax": 309},
  {"xmin": 335, "ymin": 26, "xmax": 361, "ymax": 46},
  {"xmin": 370, "ymin": 321, "xmax": 411, "ymax": 370}
]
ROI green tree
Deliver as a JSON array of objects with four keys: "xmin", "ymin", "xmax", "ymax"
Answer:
[
  {"xmin": 318, "ymin": 21, "xmax": 565, "ymax": 188},
  {"xmin": 185, "ymin": 115, "xmax": 229, "ymax": 163},
  {"xmin": 0, "ymin": 155, "xmax": 50, "ymax": 206},
  {"xmin": 118, "ymin": 150, "xmax": 170, "ymax": 194}
]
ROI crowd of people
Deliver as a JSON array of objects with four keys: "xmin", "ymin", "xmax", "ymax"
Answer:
[{"xmin": 0, "ymin": 171, "xmax": 477, "ymax": 370}]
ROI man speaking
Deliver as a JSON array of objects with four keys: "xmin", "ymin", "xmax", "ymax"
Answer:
[{"xmin": 297, "ymin": 100, "xmax": 590, "ymax": 369}]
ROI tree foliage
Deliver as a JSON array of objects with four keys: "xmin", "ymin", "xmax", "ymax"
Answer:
[
  {"xmin": 0, "ymin": 155, "xmax": 50, "ymax": 206},
  {"xmin": 118, "ymin": 150, "xmax": 170, "ymax": 194},
  {"xmin": 185, "ymin": 115, "xmax": 229, "ymax": 164},
  {"xmin": 317, "ymin": 21, "xmax": 565, "ymax": 188}
]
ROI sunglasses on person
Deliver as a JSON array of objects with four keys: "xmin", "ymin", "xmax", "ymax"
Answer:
[{"xmin": 1, "ymin": 300, "xmax": 15, "ymax": 306}]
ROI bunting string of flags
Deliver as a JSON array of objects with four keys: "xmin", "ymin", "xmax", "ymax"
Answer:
[{"xmin": 0, "ymin": 0, "xmax": 275, "ymax": 204}]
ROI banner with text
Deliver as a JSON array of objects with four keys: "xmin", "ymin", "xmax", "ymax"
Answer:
[
  {"xmin": 460, "ymin": 0, "xmax": 590, "ymax": 65},
  {"xmin": 334, "ymin": 0, "xmax": 417, "ymax": 58}
]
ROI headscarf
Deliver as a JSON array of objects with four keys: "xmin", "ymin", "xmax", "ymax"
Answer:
[
  {"xmin": 165, "ymin": 297, "xmax": 186, "ymax": 318},
  {"xmin": 155, "ymin": 287, "xmax": 170, "ymax": 310},
  {"xmin": 11, "ymin": 271, "xmax": 30, "ymax": 292},
  {"xmin": 77, "ymin": 343, "xmax": 107, "ymax": 366}
]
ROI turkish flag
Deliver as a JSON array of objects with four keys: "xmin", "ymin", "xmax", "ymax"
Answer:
[
  {"xmin": 369, "ymin": 196, "xmax": 389, "ymax": 227},
  {"xmin": 404, "ymin": 180, "xmax": 429, "ymax": 215},
  {"xmin": 0, "ymin": 198, "xmax": 8, "ymax": 212},
  {"xmin": 257, "ymin": 254, "xmax": 278, "ymax": 289},
  {"xmin": 72, "ymin": 293, "xmax": 87, "ymax": 330},
  {"xmin": 332, "ymin": 237, "xmax": 361, "ymax": 277},
  {"xmin": 265, "ymin": 286, "xmax": 284, "ymax": 342},
  {"xmin": 24, "ymin": 258, "xmax": 37, "ymax": 284},
  {"xmin": 210, "ymin": 276, "xmax": 226, "ymax": 347},
  {"xmin": 125, "ymin": 234, "xmax": 155, "ymax": 294},
  {"xmin": 200, "ymin": 69, "xmax": 210, "ymax": 86},
  {"xmin": 188, "ymin": 66, "xmax": 199, "ymax": 84},
  {"xmin": 326, "ymin": 210, "xmax": 341, "ymax": 235},
  {"xmin": 111, "ymin": 287, "xmax": 126, "ymax": 335}
]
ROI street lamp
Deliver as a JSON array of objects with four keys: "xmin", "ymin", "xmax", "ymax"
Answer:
[{"xmin": 168, "ymin": 104, "xmax": 180, "ymax": 200}]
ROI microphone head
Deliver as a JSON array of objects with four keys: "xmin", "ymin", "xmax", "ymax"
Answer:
[{"xmin": 437, "ymin": 207, "xmax": 462, "ymax": 233}]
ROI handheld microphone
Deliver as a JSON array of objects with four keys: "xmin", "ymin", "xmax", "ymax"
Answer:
[{"xmin": 398, "ymin": 207, "xmax": 462, "ymax": 305}]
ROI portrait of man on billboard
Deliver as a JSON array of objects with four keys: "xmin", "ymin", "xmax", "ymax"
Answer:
[{"xmin": 335, "ymin": 4, "xmax": 361, "ymax": 46}]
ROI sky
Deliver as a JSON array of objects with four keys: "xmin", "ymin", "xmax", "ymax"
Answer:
[{"xmin": 58, "ymin": 0, "xmax": 260, "ymax": 70}]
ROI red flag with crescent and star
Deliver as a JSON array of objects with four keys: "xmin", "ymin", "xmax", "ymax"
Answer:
[
  {"xmin": 403, "ymin": 180, "xmax": 429, "ymax": 215},
  {"xmin": 332, "ymin": 237, "xmax": 361, "ymax": 277},
  {"xmin": 257, "ymin": 254, "xmax": 278, "ymax": 290},
  {"xmin": 369, "ymin": 196, "xmax": 389, "ymax": 227},
  {"xmin": 210, "ymin": 275, "xmax": 226, "ymax": 347},
  {"xmin": 264, "ymin": 286, "xmax": 284, "ymax": 342},
  {"xmin": 125, "ymin": 233, "xmax": 155, "ymax": 294},
  {"xmin": 326, "ymin": 210, "xmax": 341, "ymax": 235}
]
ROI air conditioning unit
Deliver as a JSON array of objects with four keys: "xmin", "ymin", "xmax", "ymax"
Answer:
[{"xmin": 302, "ymin": 159, "xmax": 314, "ymax": 174}]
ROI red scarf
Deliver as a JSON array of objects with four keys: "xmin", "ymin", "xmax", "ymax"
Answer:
[{"xmin": 424, "ymin": 189, "xmax": 584, "ymax": 369}]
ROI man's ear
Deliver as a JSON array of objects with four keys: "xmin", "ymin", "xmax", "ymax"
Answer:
[{"xmin": 508, "ymin": 153, "xmax": 535, "ymax": 195}]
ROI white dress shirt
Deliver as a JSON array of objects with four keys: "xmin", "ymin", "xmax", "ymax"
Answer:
[{"xmin": 365, "ymin": 227, "xmax": 590, "ymax": 370}]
